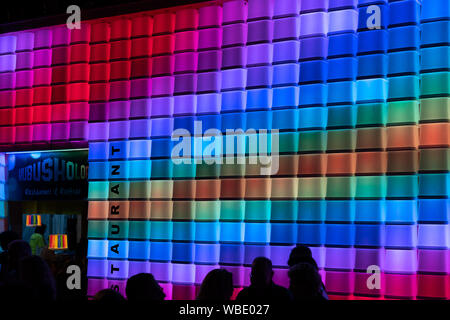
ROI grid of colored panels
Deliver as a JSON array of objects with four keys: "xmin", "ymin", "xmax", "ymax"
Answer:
[
  {"xmin": 0, "ymin": 0, "xmax": 449, "ymax": 299},
  {"xmin": 0, "ymin": 24, "xmax": 91, "ymax": 145}
]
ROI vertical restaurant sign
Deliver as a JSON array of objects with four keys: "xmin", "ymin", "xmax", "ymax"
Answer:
[{"xmin": 7, "ymin": 150, "xmax": 88, "ymax": 200}]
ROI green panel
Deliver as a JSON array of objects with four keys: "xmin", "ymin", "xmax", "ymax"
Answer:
[
  {"xmin": 419, "ymin": 148, "xmax": 450, "ymax": 172},
  {"xmin": 326, "ymin": 176, "xmax": 356, "ymax": 198},
  {"xmin": 88, "ymin": 181, "xmax": 109, "ymax": 200},
  {"xmin": 277, "ymin": 132, "xmax": 300, "ymax": 153},
  {"xmin": 173, "ymin": 201, "xmax": 195, "ymax": 220},
  {"xmin": 327, "ymin": 129, "xmax": 356, "ymax": 151},
  {"xmin": 172, "ymin": 161, "xmax": 196, "ymax": 179},
  {"xmin": 128, "ymin": 221, "xmax": 151, "ymax": 239},
  {"xmin": 357, "ymin": 103, "xmax": 387, "ymax": 127},
  {"xmin": 386, "ymin": 175, "xmax": 418, "ymax": 198},
  {"xmin": 87, "ymin": 220, "xmax": 108, "ymax": 238},
  {"xmin": 355, "ymin": 176, "xmax": 387, "ymax": 198},
  {"xmin": 108, "ymin": 181, "xmax": 130, "ymax": 199},
  {"xmin": 196, "ymin": 162, "xmax": 220, "ymax": 178},
  {"xmin": 387, "ymin": 100, "xmax": 419, "ymax": 125},
  {"xmin": 220, "ymin": 200, "xmax": 245, "ymax": 220},
  {"xmin": 129, "ymin": 181, "xmax": 151, "ymax": 199},
  {"xmin": 420, "ymin": 97, "xmax": 450, "ymax": 122},
  {"xmin": 244, "ymin": 200, "xmax": 271, "ymax": 221},
  {"xmin": 107, "ymin": 220, "xmax": 129, "ymax": 239},
  {"xmin": 299, "ymin": 131, "xmax": 326, "ymax": 153},
  {"xmin": 298, "ymin": 177, "xmax": 326, "ymax": 199},
  {"xmin": 195, "ymin": 201, "xmax": 220, "ymax": 220},
  {"xmin": 421, "ymin": 72, "xmax": 450, "ymax": 96}
]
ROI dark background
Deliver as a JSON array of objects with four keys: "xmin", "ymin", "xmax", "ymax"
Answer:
[{"xmin": 0, "ymin": 0, "xmax": 211, "ymax": 33}]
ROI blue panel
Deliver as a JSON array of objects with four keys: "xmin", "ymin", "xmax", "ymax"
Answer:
[
  {"xmin": 421, "ymin": 0, "xmax": 450, "ymax": 22},
  {"xmin": 172, "ymin": 222, "xmax": 195, "ymax": 241},
  {"xmin": 357, "ymin": 30, "xmax": 388, "ymax": 54},
  {"xmin": 128, "ymin": 241, "xmax": 150, "ymax": 260},
  {"xmin": 327, "ymin": 81, "xmax": 356, "ymax": 104},
  {"xmin": 328, "ymin": 57, "xmax": 357, "ymax": 81},
  {"xmin": 221, "ymin": 112, "xmax": 247, "ymax": 132},
  {"xmin": 328, "ymin": 33, "xmax": 357, "ymax": 58},
  {"xmin": 388, "ymin": 51, "xmax": 420, "ymax": 75},
  {"xmin": 299, "ymin": 83, "xmax": 327, "ymax": 106},
  {"xmin": 298, "ymin": 107, "xmax": 327, "ymax": 130},
  {"xmin": 195, "ymin": 244, "xmax": 220, "ymax": 263},
  {"xmin": 219, "ymin": 244, "xmax": 244, "ymax": 264},
  {"xmin": 358, "ymin": 4, "xmax": 389, "ymax": 30},
  {"xmin": 326, "ymin": 200, "xmax": 355, "ymax": 222},
  {"xmin": 221, "ymin": 91, "xmax": 246, "ymax": 112},
  {"xmin": 355, "ymin": 225, "xmax": 384, "ymax": 247},
  {"xmin": 273, "ymin": 63, "xmax": 299, "ymax": 86},
  {"xmin": 272, "ymin": 109, "xmax": 299, "ymax": 131},
  {"xmin": 421, "ymin": 21, "xmax": 450, "ymax": 46},
  {"xmin": 385, "ymin": 200, "xmax": 417, "ymax": 223},
  {"xmin": 326, "ymin": 105, "xmax": 357, "ymax": 128},
  {"xmin": 357, "ymin": 54, "xmax": 388, "ymax": 78},
  {"xmin": 150, "ymin": 242, "xmax": 172, "ymax": 261},
  {"xmin": 172, "ymin": 242, "xmax": 194, "ymax": 262},
  {"xmin": 150, "ymin": 139, "xmax": 173, "ymax": 158},
  {"xmin": 246, "ymin": 88, "xmax": 273, "ymax": 111},
  {"xmin": 246, "ymin": 110, "xmax": 272, "ymax": 130},
  {"xmin": 297, "ymin": 224, "xmax": 325, "ymax": 245},
  {"xmin": 220, "ymin": 222, "xmax": 244, "ymax": 242},
  {"xmin": 195, "ymin": 222, "xmax": 220, "ymax": 242},
  {"xmin": 244, "ymin": 222, "xmax": 270, "ymax": 243},
  {"xmin": 270, "ymin": 223, "xmax": 297, "ymax": 244},
  {"xmin": 389, "ymin": 0, "xmax": 420, "ymax": 27},
  {"xmin": 129, "ymin": 160, "xmax": 152, "ymax": 179},
  {"xmin": 325, "ymin": 224, "xmax": 355, "ymax": 246},
  {"xmin": 388, "ymin": 26, "xmax": 420, "ymax": 51},
  {"xmin": 297, "ymin": 201, "xmax": 326, "ymax": 222},
  {"xmin": 419, "ymin": 199, "xmax": 450, "ymax": 223},
  {"xmin": 272, "ymin": 86, "xmax": 299, "ymax": 109}
]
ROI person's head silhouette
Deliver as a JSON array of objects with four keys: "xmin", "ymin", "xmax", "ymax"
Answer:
[
  {"xmin": 94, "ymin": 289, "xmax": 126, "ymax": 303},
  {"xmin": 288, "ymin": 262, "xmax": 324, "ymax": 300},
  {"xmin": 250, "ymin": 257, "xmax": 273, "ymax": 287},
  {"xmin": 288, "ymin": 245, "xmax": 318, "ymax": 269},
  {"xmin": 126, "ymin": 273, "xmax": 165, "ymax": 302},
  {"xmin": 35, "ymin": 224, "xmax": 46, "ymax": 235},
  {"xmin": 197, "ymin": 269, "xmax": 234, "ymax": 301},
  {"xmin": 0, "ymin": 231, "xmax": 19, "ymax": 252}
]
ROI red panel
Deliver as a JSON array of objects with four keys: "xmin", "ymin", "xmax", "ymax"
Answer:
[
  {"xmin": 0, "ymin": 127, "xmax": 14, "ymax": 144},
  {"xmin": 70, "ymin": 23, "xmax": 91, "ymax": 44},
  {"xmin": 110, "ymin": 61, "xmax": 131, "ymax": 80},
  {"xmin": 15, "ymin": 107, "xmax": 33, "ymax": 125},
  {"xmin": 89, "ymin": 83, "xmax": 110, "ymax": 102},
  {"xmin": 51, "ymin": 104, "xmax": 70, "ymax": 122},
  {"xmin": 15, "ymin": 88, "xmax": 33, "ymax": 106},
  {"xmin": 89, "ymin": 63, "xmax": 110, "ymax": 82},
  {"xmin": 131, "ymin": 58, "xmax": 152, "ymax": 78},
  {"xmin": 33, "ymin": 67, "xmax": 52, "ymax": 86},
  {"xmin": 34, "ymin": 86, "xmax": 52, "ymax": 105},
  {"xmin": 131, "ymin": 37, "xmax": 152, "ymax": 58},
  {"xmin": 109, "ymin": 81, "xmax": 130, "ymax": 101},
  {"xmin": 70, "ymin": 102, "xmax": 89, "ymax": 121},
  {"xmin": 33, "ymin": 105, "xmax": 51, "ymax": 123},
  {"xmin": 417, "ymin": 274, "xmax": 448, "ymax": 299},
  {"xmin": 152, "ymin": 34, "xmax": 174, "ymax": 56},
  {"xmin": 51, "ymin": 65, "xmax": 70, "ymax": 84},
  {"xmin": 69, "ymin": 83, "xmax": 90, "ymax": 102},
  {"xmin": 15, "ymin": 125, "xmax": 33, "ymax": 143},
  {"xmin": 110, "ymin": 19, "xmax": 131, "ymax": 40},
  {"xmin": 175, "ymin": 8, "xmax": 199, "ymax": 31},
  {"xmin": 172, "ymin": 284, "xmax": 196, "ymax": 300},
  {"xmin": 131, "ymin": 16, "xmax": 153, "ymax": 37},
  {"xmin": 384, "ymin": 273, "xmax": 417, "ymax": 298},
  {"xmin": 50, "ymin": 84, "xmax": 68, "ymax": 103},
  {"xmin": 110, "ymin": 40, "xmax": 131, "ymax": 60},
  {"xmin": 90, "ymin": 23, "xmax": 110, "ymax": 43},
  {"xmin": 152, "ymin": 55, "xmax": 174, "ymax": 76},
  {"xmin": 0, "ymin": 91, "xmax": 15, "ymax": 108},
  {"xmin": 70, "ymin": 63, "xmax": 90, "ymax": 83},
  {"xmin": 70, "ymin": 43, "xmax": 90, "ymax": 63},
  {"xmin": 0, "ymin": 108, "xmax": 14, "ymax": 126},
  {"xmin": 90, "ymin": 43, "xmax": 110, "ymax": 62},
  {"xmin": 51, "ymin": 46, "xmax": 70, "ymax": 65},
  {"xmin": 153, "ymin": 13, "xmax": 175, "ymax": 35}
]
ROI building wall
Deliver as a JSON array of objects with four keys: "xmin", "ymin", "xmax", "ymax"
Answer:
[{"xmin": 0, "ymin": 0, "xmax": 449, "ymax": 299}]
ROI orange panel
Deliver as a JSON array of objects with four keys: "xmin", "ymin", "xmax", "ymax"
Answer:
[
  {"xmin": 298, "ymin": 154, "xmax": 326, "ymax": 176},
  {"xmin": 245, "ymin": 178, "xmax": 271, "ymax": 199},
  {"xmin": 387, "ymin": 150, "xmax": 419, "ymax": 173},
  {"xmin": 356, "ymin": 151, "xmax": 387, "ymax": 174},
  {"xmin": 386, "ymin": 125, "xmax": 419, "ymax": 149},
  {"xmin": 420, "ymin": 123, "xmax": 450, "ymax": 148},
  {"xmin": 87, "ymin": 201, "xmax": 108, "ymax": 219},
  {"xmin": 326, "ymin": 153, "xmax": 356, "ymax": 175},
  {"xmin": 107, "ymin": 201, "xmax": 129, "ymax": 220},
  {"xmin": 220, "ymin": 178, "xmax": 245, "ymax": 199},
  {"xmin": 128, "ymin": 201, "xmax": 151, "ymax": 219},
  {"xmin": 172, "ymin": 180, "xmax": 196, "ymax": 199},
  {"xmin": 276, "ymin": 154, "xmax": 299, "ymax": 176},
  {"xmin": 195, "ymin": 179, "xmax": 220, "ymax": 199},
  {"xmin": 150, "ymin": 201, "xmax": 173, "ymax": 220},
  {"xmin": 356, "ymin": 127, "xmax": 386, "ymax": 150}
]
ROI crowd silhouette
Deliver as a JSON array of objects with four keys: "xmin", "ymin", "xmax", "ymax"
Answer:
[{"xmin": 0, "ymin": 229, "xmax": 328, "ymax": 302}]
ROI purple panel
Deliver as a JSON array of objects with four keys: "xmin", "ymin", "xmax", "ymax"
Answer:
[
  {"xmin": 197, "ymin": 50, "xmax": 221, "ymax": 72},
  {"xmin": 130, "ymin": 99, "xmax": 151, "ymax": 118},
  {"xmin": 152, "ymin": 55, "xmax": 174, "ymax": 76},
  {"xmin": 246, "ymin": 66, "xmax": 273, "ymax": 88},
  {"xmin": 32, "ymin": 124, "xmax": 51, "ymax": 142},
  {"xmin": 88, "ymin": 122, "xmax": 109, "ymax": 141},
  {"xmin": 69, "ymin": 121, "xmax": 88, "ymax": 140},
  {"xmin": 52, "ymin": 26, "xmax": 70, "ymax": 47},
  {"xmin": 173, "ymin": 95, "xmax": 196, "ymax": 115},
  {"xmin": 89, "ymin": 103, "xmax": 109, "ymax": 122},
  {"xmin": 273, "ymin": 0, "xmax": 301, "ymax": 18},
  {"xmin": 87, "ymin": 259, "xmax": 108, "ymax": 278},
  {"xmin": 51, "ymin": 122, "xmax": 70, "ymax": 141},
  {"xmin": 128, "ymin": 261, "xmax": 150, "ymax": 277},
  {"xmin": 243, "ymin": 245, "xmax": 270, "ymax": 264},
  {"xmin": 129, "ymin": 119, "xmax": 151, "ymax": 139},
  {"xmin": 301, "ymin": 0, "xmax": 329, "ymax": 13},
  {"xmin": 0, "ymin": 36, "xmax": 17, "ymax": 54},
  {"xmin": 418, "ymin": 249, "xmax": 448, "ymax": 273},
  {"xmin": 15, "ymin": 70, "xmax": 33, "ymax": 88},
  {"xmin": 198, "ymin": 5, "xmax": 222, "ymax": 28},
  {"xmin": 174, "ymin": 52, "xmax": 198, "ymax": 73},
  {"xmin": 107, "ymin": 260, "xmax": 128, "ymax": 279},
  {"xmin": 151, "ymin": 97, "xmax": 174, "ymax": 117},
  {"xmin": 109, "ymin": 101, "xmax": 130, "ymax": 120},
  {"xmin": 151, "ymin": 76, "xmax": 174, "ymax": 97},
  {"xmin": 355, "ymin": 248, "xmax": 384, "ymax": 270},
  {"xmin": 222, "ymin": 46, "xmax": 247, "ymax": 69},
  {"xmin": 109, "ymin": 81, "xmax": 130, "ymax": 100},
  {"xmin": 129, "ymin": 140, "xmax": 151, "ymax": 159},
  {"xmin": 273, "ymin": 41, "xmax": 300, "ymax": 63},
  {"xmin": 222, "ymin": 23, "xmax": 248, "ymax": 47},
  {"xmin": 247, "ymin": 43, "xmax": 273, "ymax": 66},
  {"xmin": 269, "ymin": 245, "xmax": 295, "ymax": 267},
  {"xmin": 34, "ymin": 29, "xmax": 52, "ymax": 49},
  {"xmin": 151, "ymin": 117, "xmax": 174, "ymax": 137},
  {"xmin": 273, "ymin": 17, "xmax": 300, "ymax": 41},
  {"xmin": 300, "ymin": 37, "xmax": 328, "ymax": 60},
  {"xmin": 325, "ymin": 247, "xmax": 355, "ymax": 269},
  {"xmin": 198, "ymin": 28, "xmax": 222, "ymax": 50},
  {"xmin": 197, "ymin": 93, "xmax": 221, "ymax": 114},
  {"xmin": 130, "ymin": 78, "xmax": 152, "ymax": 98},
  {"xmin": 33, "ymin": 49, "xmax": 52, "ymax": 67},
  {"xmin": 197, "ymin": 71, "xmax": 221, "ymax": 93},
  {"xmin": 150, "ymin": 262, "xmax": 172, "ymax": 282},
  {"xmin": 15, "ymin": 51, "xmax": 33, "ymax": 70},
  {"xmin": 0, "ymin": 54, "xmax": 15, "ymax": 72},
  {"xmin": 221, "ymin": 265, "xmax": 245, "ymax": 287},
  {"xmin": 385, "ymin": 249, "xmax": 417, "ymax": 273},
  {"xmin": 222, "ymin": 0, "xmax": 248, "ymax": 24},
  {"xmin": 172, "ymin": 263, "xmax": 195, "ymax": 283},
  {"xmin": 51, "ymin": 46, "xmax": 69, "ymax": 65},
  {"xmin": 16, "ymin": 32, "xmax": 35, "ymax": 51},
  {"xmin": 221, "ymin": 68, "xmax": 247, "ymax": 90},
  {"xmin": 0, "ymin": 72, "xmax": 15, "ymax": 90},
  {"xmin": 248, "ymin": 0, "xmax": 274, "ymax": 20},
  {"xmin": 174, "ymin": 74, "xmax": 197, "ymax": 94},
  {"xmin": 195, "ymin": 264, "xmax": 218, "ymax": 284},
  {"xmin": 300, "ymin": 12, "xmax": 328, "ymax": 37},
  {"xmin": 109, "ymin": 120, "xmax": 130, "ymax": 140},
  {"xmin": 247, "ymin": 20, "xmax": 273, "ymax": 44}
]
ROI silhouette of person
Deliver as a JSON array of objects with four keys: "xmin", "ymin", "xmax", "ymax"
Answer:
[
  {"xmin": 18, "ymin": 255, "xmax": 56, "ymax": 301},
  {"xmin": 288, "ymin": 262, "xmax": 327, "ymax": 301},
  {"xmin": 0, "ymin": 231, "xmax": 19, "ymax": 281},
  {"xmin": 288, "ymin": 245, "xmax": 328, "ymax": 299},
  {"xmin": 197, "ymin": 269, "xmax": 234, "ymax": 301},
  {"xmin": 126, "ymin": 273, "xmax": 166, "ymax": 302},
  {"xmin": 94, "ymin": 289, "xmax": 126, "ymax": 303},
  {"xmin": 6, "ymin": 240, "xmax": 31, "ymax": 281},
  {"xmin": 236, "ymin": 257, "xmax": 292, "ymax": 302}
]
